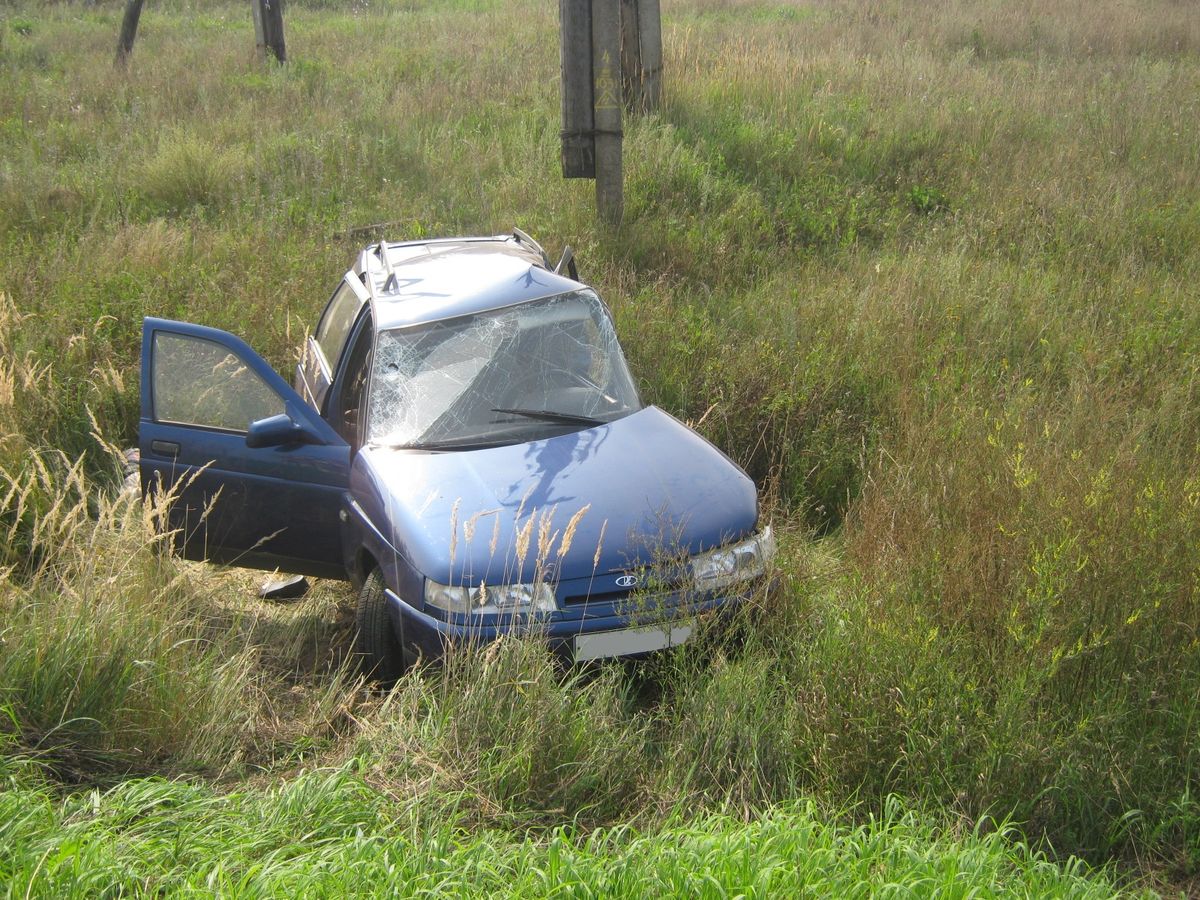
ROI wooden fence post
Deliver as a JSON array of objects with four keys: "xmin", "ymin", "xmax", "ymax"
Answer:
[
  {"xmin": 560, "ymin": 0, "xmax": 595, "ymax": 178},
  {"xmin": 253, "ymin": 0, "xmax": 287, "ymax": 63},
  {"xmin": 591, "ymin": 0, "xmax": 623, "ymax": 225},
  {"xmin": 115, "ymin": 0, "xmax": 145, "ymax": 68}
]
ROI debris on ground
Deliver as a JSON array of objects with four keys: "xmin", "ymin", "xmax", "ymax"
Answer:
[
  {"xmin": 121, "ymin": 447, "xmax": 140, "ymax": 497},
  {"xmin": 259, "ymin": 575, "xmax": 310, "ymax": 601}
]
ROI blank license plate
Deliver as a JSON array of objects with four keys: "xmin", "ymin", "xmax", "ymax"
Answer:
[{"xmin": 574, "ymin": 621, "xmax": 694, "ymax": 661}]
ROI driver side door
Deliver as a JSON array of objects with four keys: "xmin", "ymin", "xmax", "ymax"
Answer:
[{"xmin": 138, "ymin": 318, "xmax": 352, "ymax": 579}]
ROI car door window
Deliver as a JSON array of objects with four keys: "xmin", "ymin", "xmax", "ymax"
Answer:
[
  {"xmin": 153, "ymin": 332, "xmax": 283, "ymax": 431},
  {"xmin": 315, "ymin": 280, "xmax": 364, "ymax": 373}
]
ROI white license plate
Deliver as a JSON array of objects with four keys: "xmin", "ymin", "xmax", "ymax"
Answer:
[{"xmin": 574, "ymin": 621, "xmax": 694, "ymax": 661}]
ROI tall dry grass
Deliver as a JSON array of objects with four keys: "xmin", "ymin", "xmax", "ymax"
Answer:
[{"xmin": 0, "ymin": 294, "xmax": 359, "ymax": 776}]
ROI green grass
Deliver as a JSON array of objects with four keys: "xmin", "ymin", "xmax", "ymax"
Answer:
[
  {"xmin": 0, "ymin": 748, "xmax": 1136, "ymax": 897},
  {"xmin": 1, "ymin": 0, "xmax": 1199, "ymax": 892}
]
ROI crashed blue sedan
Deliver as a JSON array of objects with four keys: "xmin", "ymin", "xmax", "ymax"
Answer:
[{"xmin": 139, "ymin": 231, "xmax": 774, "ymax": 677}]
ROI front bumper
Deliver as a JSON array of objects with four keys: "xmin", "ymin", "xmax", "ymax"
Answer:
[{"xmin": 385, "ymin": 584, "xmax": 749, "ymax": 662}]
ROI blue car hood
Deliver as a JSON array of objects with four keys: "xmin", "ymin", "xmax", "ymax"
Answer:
[{"xmin": 360, "ymin": 406, "xmax": 757, "ymax": 585}]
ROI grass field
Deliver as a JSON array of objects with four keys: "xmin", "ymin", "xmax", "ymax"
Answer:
[{"xmin": 1, "ymin": 0, "xmax": 1198, "ymax": 893}]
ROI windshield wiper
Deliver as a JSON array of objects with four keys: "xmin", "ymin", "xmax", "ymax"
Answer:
[
  {"xmin": 490, "ymin": 407, "xmax": 605, "ymax": 427},
  {"xmin": 385, "ymin": 438, "xmax": 515, "ymax": 452}
]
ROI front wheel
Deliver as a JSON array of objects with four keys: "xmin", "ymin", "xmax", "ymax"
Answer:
[{"xmin": 355, "ymin": 569, "xmax": 408, "ymax": 683}]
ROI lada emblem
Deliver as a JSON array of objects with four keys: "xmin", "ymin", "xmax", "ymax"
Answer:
[{"xmin": 615, "ymin": 574, "xmax": 639, "ymax": 588}]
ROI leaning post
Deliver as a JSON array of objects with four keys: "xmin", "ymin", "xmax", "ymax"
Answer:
[
  {"xmin": 115, "ymin": 0, "xmax": 145, "ymax": 68},
  {"xmin": 591, "ymin": 0, "xmax": 623, "ymax": 226}
]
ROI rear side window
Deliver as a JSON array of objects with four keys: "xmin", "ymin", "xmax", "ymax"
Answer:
[
  {"xmin": 315, "ymin": 280, "xmax": 363, "ymax": 371},
  {"xmin": 153, "ymin": 332, "xmax": 283, "ymax": 432}
]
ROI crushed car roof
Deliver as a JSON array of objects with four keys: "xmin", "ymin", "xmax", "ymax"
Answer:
[{"xmin": 354, "ymin": 235, "xmax": 586, "ymax": 332}]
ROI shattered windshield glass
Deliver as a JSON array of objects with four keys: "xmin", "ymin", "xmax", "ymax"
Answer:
[{"xmin": 367, "ymin": 290, "xmax": 641, "ymax": 448}]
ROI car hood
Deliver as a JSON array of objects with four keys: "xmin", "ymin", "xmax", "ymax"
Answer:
[{"xmin": 359, "ymin": 406, "xmax": 757, "ymax": 585}]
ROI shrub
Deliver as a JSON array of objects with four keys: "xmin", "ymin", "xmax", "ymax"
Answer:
[{"xmin": 139, "ymin": 133, "xmax": 248, "ymax": 215}]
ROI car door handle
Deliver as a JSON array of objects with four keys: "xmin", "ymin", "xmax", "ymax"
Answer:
[{"xmin": 150, "ymin": 440, "xmax": 180, "ymax": 458}]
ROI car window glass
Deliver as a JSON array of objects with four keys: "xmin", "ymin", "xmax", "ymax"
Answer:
[
  {"xmin": 367, "ymin": 290, "xmax": 640, "ymax": 448},
  {"xmin": 153, "ymin": 332, "xmax": 283, "ymax": 431},
  {"xmin": 315, "ymin": 280, "xmax": 363, "ymax": 370},
  {"xmin": 332, "ymin": 313, "xmax": 374, "ymax": 445}
]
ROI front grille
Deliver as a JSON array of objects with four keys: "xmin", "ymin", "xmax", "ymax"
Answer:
[
  {"xmin": 563, "ymin": 588, "xmax": 632, "ymax": 606},
  {"xmin": 563, "ymin": 579, "xmax": 689, "ymax": 607}
]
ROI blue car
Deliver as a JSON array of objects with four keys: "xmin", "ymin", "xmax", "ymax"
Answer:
[{"xmin": 139, "ymin": 231, "xmax": 774, "ymax": 676}]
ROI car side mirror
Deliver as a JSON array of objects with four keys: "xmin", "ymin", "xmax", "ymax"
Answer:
[{"xmin": 246, "ymin": 414, "xmax": 323, "ymax": 449}]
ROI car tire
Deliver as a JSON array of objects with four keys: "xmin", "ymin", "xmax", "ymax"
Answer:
[{"xmin": 355, "ymin": 568, "xmax": 408, "ymax": 683}]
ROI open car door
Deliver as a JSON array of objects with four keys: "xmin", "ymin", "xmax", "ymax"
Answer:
[{"xmin": 139, "ymin": 317, "xmax": 351, "ymax": 579}]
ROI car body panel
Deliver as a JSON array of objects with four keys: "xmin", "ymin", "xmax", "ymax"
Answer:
[
  {"xmin": 354, "ymin": 406, "xmax": 756, "ymax": 589},
  {"xmin": 296, "ymin": 336, "xmax": 328, "ymax": 412},
  {"xmin": 139, "ymin": 317, "xmax": 351, "ymax": 578},
  {"xmin": 362, "ymin": 241, "xmax": 577, "ymax": 332}
]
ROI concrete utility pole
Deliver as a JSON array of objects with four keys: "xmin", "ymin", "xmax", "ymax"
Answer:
[
  {"xmin": 591, "ymin": 0, "xmax": 623, "ymax": 226},
  {"xmin": 115, "ymin": 0, "xmax": 145, "ymax": 67},
  {"xmin": 560, "ymin": 0, "xmax": 661, "ymax": 225},
  {"xmin": 634, "ymin": 0, "xmax": 662, "ymax": 111},
  {"xmin": 619, "ymin": 0, "xmax": 662, "ymax": 111},
  {"xmin": 560, "ymin": 0, "xmax": 596, "ymax": 178}
]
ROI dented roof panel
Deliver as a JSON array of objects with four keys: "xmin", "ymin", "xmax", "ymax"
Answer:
[{"xmin": 355, "ymin": 237, "xmax": 582, "ymax": 332}]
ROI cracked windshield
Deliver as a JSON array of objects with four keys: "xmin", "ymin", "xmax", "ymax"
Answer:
[{"xmin": 368, "ymin": 290, "xmax": 640, "ymax": 448}]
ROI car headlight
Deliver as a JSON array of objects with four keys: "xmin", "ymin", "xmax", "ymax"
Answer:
[
  {"xmin": 424, "ymin": 579, "xmax": 557, "ymax": 617},
  {"xmin": 690, "ymin": 526, "xmax": 775, "ymax": 591}
]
